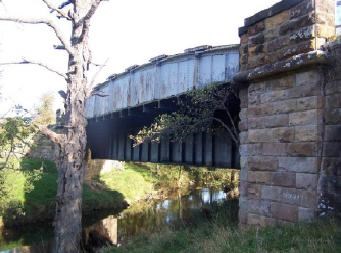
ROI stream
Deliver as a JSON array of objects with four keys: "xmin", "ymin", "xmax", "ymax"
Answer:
[{"xmin": 0, "ymin": 187, "xmax": 236, "ymax": 253}]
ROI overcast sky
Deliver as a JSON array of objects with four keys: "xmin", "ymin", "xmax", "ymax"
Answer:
[{"xmin": 0, "ymin": 0, "xmax": 279, "ymax": 114}]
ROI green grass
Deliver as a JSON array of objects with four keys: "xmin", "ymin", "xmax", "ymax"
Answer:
[
  {"xmin": 104, "ymin": 218, "xmax": 341, "ymax": 253},
  {"xmin": 0, "ymin": 158, "xmax": 126, "ymax": 226},
  {"xmin": 99, "ymin": 163, "xmax": 156, "ymax": 203}
]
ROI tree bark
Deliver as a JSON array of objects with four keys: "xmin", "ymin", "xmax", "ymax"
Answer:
[{"xmin": 53, "ymin": 1, "xmax": 101, "ymax": 252}]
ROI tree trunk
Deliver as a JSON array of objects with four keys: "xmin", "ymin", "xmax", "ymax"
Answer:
[
  {"xmin": 53, "ymin": 59, "xmax": 87, "ymax": 253},
  {"xmin": 53, "ymin": 2, "xmax": 92, "ymax": 252}
]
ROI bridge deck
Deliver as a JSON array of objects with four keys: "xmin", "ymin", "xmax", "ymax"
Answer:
[{"xmin": 85, "ymin": 44, "xmax": 239, "ymax": 119}]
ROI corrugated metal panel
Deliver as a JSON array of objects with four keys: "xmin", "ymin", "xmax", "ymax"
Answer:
[
  {"xmin": 86, "ymin": 45, "xmax": 239, "ymax": 119},
  {"xmin": 160, "ymin": 61, "xmax": 179, "ymax": 98},
  {"xmin": 198, "ymin": 55, "xmax": 212, "ymax": 87},
  {"xmin": 113, "ymin": 75, "xmax": 129, "ymax": 109},
  {"xmin": 211, "ymin": 54, "xmax": 226, "ymax": 82},
  {"xmin": 178, "ymin": 58, "xmax": 195, "ymax": 92},
  {"xmin": 131, "ymin": 65, "xmax": 155, "ymax": 107},
  {"xmin": 102, "ymin": 84, "xmax": 111, "ymax": 115},
  {"xmin": 226, "ymin": 51, "xmax": 240, "ymax": 80},
  {"xmin": 129, "ymin": 72, "xmax": 139, "ymax": 107}
]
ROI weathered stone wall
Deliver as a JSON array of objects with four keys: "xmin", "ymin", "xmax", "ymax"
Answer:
[
  {"xmin": 28, "ymin": 131, "xmax": 59, "ymax": 161},
  {"xmin": 239, "ymin": 67, "xmax": 327, "ymax": 225},
  {"xmin": 85, "ymin": 159, "xmax": 124, "ymax": 182},
  {"xmin": 236, "ymin": 0, "xmax": 339, "ymax": 226},
  {"xmin": 28, "ymin": 132, "xmax": 125, "ymax": 183},
  {"xmin": 239, "ymin": 0, "xmax": 335, "ymax": 71},
  {"xmin": 319, "ymin": 40, "xmax": 341, "ymax": 214}
]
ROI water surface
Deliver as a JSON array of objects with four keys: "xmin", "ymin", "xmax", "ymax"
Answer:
[{"xmin": 0, "ymin": 187, "xmax": 233, "ymax": 253}]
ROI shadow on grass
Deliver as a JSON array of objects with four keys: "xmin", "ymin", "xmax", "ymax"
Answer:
[{"xmin": 0, "ymin": 158, "xmax": 128, "ymax": 252}]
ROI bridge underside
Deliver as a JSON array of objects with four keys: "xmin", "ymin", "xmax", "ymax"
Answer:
[{"xmin": 87, "ymin": 98, "xmax": 239, "ymax": 168}]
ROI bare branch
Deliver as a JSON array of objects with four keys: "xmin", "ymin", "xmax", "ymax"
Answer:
[
  {"xmin": 38, "ymin": 125, "xmax": 65, "ymax": 145},
  {"xmin": 91, "ymin": 91, "xmax": 109, "ymax": 97},
  {"xmin": 74, "ymin": 1, "xmax": 102, "ymax": 44},
  {"xmin": 41, "ymin": 0, "xmax": 71, "ymax": 20},
  {"xmin": 88, "ymin": 58, "xmax": 109, "ymax": 93},
  {"xmin": 81, "ymin": 0, "xmax": 102, "ymax": 23},
  {"xmin": 90, "ymin": 62, "xmax": 105, "ymax": 67},
  {"xmin": 59, "ymin": 0, "xmax": 74, "ymax": 10},
  {"xmin": 0, "ymin": 59, "xmax": 67, "ymax": 79},
  {"xmin": 224, "ymin": 106, "xmax": 239, "ymax": 140},
  {"xmin": 53, "ymin": 44, "xmax": 66, "ymax": 50},
  {"xmin": 0, "ymin": 17, "xmax": 72, "ymax": 54},
  {"xmin": 212, "ymin": 117, "xmax": 240, "ymax": 145}
]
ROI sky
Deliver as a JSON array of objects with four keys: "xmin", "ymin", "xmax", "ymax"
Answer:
[{"xmin": 0, "ymin": 0, "xmax": 280, "ymax": 115}]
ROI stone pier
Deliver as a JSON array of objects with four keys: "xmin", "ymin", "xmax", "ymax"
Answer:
[{"xmin": 235, "ymin": 0, "xmax": 340, "ymax": 225}]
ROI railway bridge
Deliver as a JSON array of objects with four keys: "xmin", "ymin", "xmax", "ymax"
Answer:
[
  {"xmin": 85, "ymin": 0, "xmax": 341, "ymax": 225},
  {"xmin": 86, "ymin": 45, "xmax": 240, "ymax": 168}
]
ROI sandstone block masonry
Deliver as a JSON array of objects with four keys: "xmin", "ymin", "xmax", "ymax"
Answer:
[
  {"xmin": 239, "ymin": 0, "xmax": 335, "ymax": 71},
  {"xmin": 235, "ymin": 0, "xmax": 340, "ymax": 226}
]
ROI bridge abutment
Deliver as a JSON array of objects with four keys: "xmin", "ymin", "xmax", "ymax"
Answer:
[{"xmin": 236, "ymin": 0, "xmax": 340, "ymax": 226}]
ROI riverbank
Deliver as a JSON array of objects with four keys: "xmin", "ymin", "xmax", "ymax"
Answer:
[
  {"xmin": 0, "ymin": 158, "xmax": 128, "ymax": 227},
  {"xmin": 104, "ymin": 216, "xmax": 341, "ymax": 253},
  {"xmin": 0, "ymin": 158, "xmax": 239, "ymax": 227}
]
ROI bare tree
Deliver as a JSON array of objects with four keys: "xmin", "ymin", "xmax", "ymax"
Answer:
[{"xmin": 0, "ymin": 1, "xmax": 106, "ymax": 252}]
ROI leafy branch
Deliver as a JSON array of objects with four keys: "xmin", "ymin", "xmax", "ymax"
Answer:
[{"xmin": 131, "ymin": 83, "xmax": 240, "ymax": 146}]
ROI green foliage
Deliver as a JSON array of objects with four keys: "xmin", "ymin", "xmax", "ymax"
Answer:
[
  {"xmin": 138, "ymin": 162, "xmax": 239, "ymax": 190},
  {"xmin": 189, "ymin": 167, "xmax": 239, "ymax": 189},
  {"xmin": 0, "ymin": 118, "xmax": 36, "ymax": 169},
  {"xmin": 131, "ymin": 84, "xmax": 240, "ymax": 146},
  {"xmin": 105, "ymin": 218, "xmax": 341, "ymax": 253},
  {"xmin": 0, "ymin": 168, "xmax": 26, "ymax": 213},
  {"xmin": 33, "ymin": 93, "xmax": 55, "ymax": 126},
  {"xmin": 0, "ymin": 158, "xmax": 56, "ymax": 225}
]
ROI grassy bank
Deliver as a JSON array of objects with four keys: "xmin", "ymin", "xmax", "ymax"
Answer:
[
  {"xmin": 99, "ymin": 162, "xmax": 239, "ymax": 204},
  {"xmin": 104, "ymin": 217, "xmax": 341, "ymax": 253},
  {"xmin": 0, "ymin": 158, "xmax": 238, "ymax": 227},
  {"xmin": 0, "ymin": 158, "xmax": 127, "ymax": 227}
]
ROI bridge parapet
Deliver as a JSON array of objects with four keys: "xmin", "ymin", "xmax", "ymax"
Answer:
[{"xmin": 85, "ymin": 45, "xmax": 239, "ymax": 119}]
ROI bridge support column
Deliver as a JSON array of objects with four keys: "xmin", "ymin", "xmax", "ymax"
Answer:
[
  {"xmin": 117, "ymin": 134, "xmax": 125, "ymax": 161},
  {"xmin": 236, "ymin": 0, "xmax": 339, "ymax": 226},
  {"xmin": 141, "ymin": 142, "xmax": 149, "ymax": 162},
  {"xmin": 133, "ymin": 144, "xmax": 140, "ymax": 161},
  {"xmin": 125, "ymin": 136, "xmax": 132, "ymax": 161},
  {"xmin": 185, "ymin": 134, "xmax": 194, "ymax": 164},
  {"xmin": 150, "ymin": 142, "xmax": 159, "ymax": 162},
  {"xmin": 214, "ymin": 129, "xmax": 232, "ymax": 167},
  {"xmin": 205, "ymin": 132, "xmax": 213, "ymax": 167},
  {"xmin": 160, "ymin": 137, "xmax": 170, "ymax": 162},
  {"xmin": 194, "ymin": 133, "xmax": 203, "ymax": 166},
  {"xmin": 172, "ymin": 142, "xmax": 183, "ymax": 163}
]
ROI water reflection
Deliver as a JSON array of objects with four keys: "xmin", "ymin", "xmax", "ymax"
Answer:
[{"xmin": 0, "ymin": 187, "xmax": 229, "ymax": 253}]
